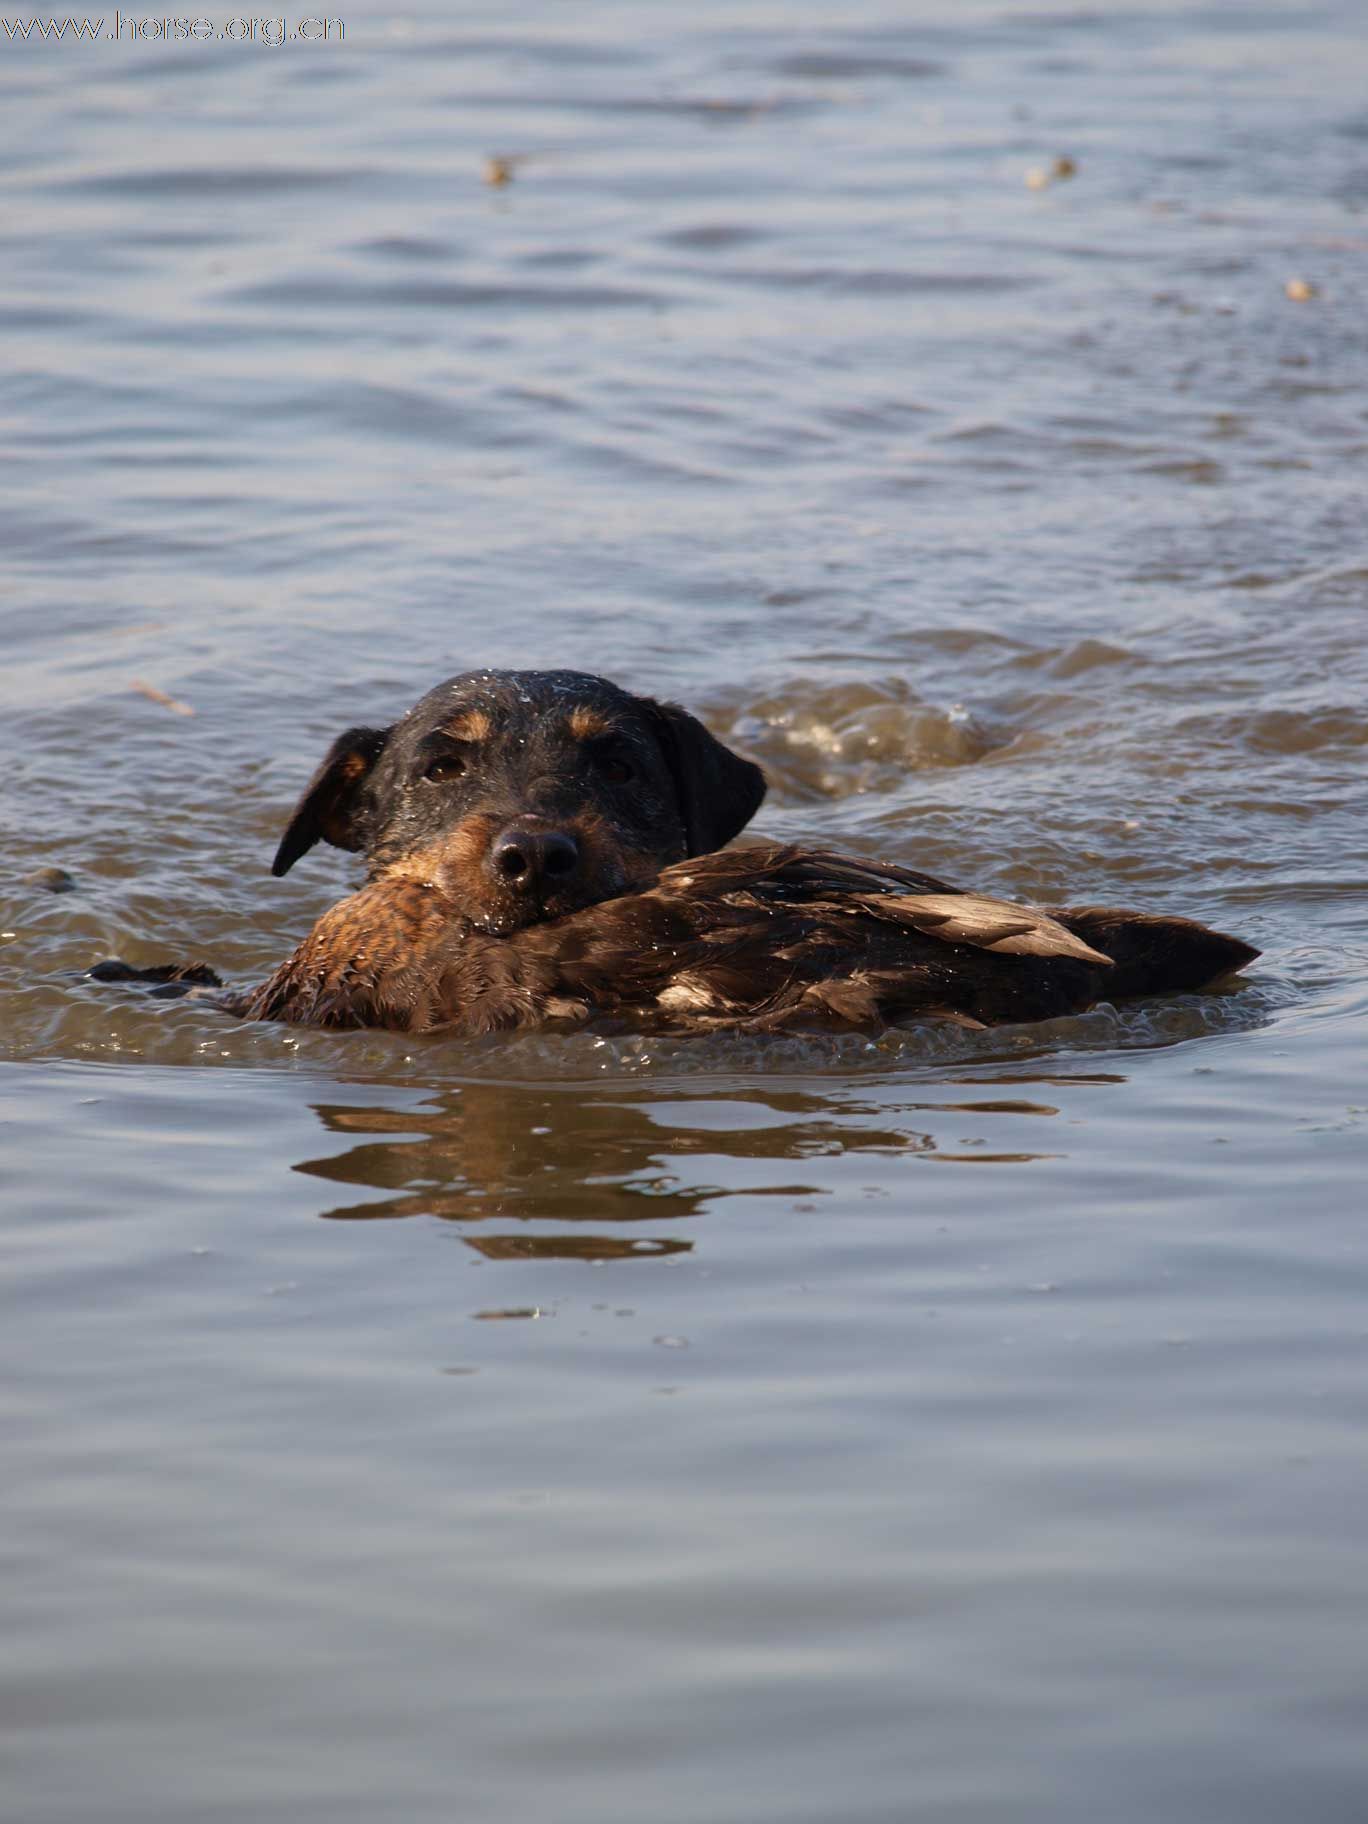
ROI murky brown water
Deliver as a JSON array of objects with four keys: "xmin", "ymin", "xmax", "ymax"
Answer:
[{"xmin": 4, "ymin": 3, "xmax": 1368, "ymax": 1819}]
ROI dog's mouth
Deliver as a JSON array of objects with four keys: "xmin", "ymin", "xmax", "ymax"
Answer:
[{"xmin": 467, "ymin": 878, "xmax": 621, "ymax": 937}]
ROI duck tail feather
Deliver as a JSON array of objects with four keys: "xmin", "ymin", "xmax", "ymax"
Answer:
[{"xmin": 1051, "ymin": 907, "xmax": 1260, "ymax": 997}]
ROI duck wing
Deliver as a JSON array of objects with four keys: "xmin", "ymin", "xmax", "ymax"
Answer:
[
  {"xmin": 656, "ymin": 844, "xmax": 961, "ymax": 900},
  {"xmin": 654, "ymin": 845, "xmax": 1114, "ymax": 967},
  {"xmin": 850, "ymin": 891, "xmax": 1113, "ymax": 965}
]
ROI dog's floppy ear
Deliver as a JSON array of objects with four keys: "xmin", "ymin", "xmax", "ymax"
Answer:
[
  {"xmin": 271, "ymin": 726, "xmax": 391, "ymax": 877},
  {"xmin": 643, "ymin": 699, "xmax": 767, "ymax": 856}
]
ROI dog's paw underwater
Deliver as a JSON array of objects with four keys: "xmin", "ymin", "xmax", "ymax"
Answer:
[{"xmin": 89, "ymin": 669, "xmax": 1260, "ymax": 1038}]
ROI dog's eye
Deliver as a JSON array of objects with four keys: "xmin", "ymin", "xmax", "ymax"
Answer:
[
  {"xmin": 595, "ymin": 753, "xmax": 634, "ymax": 786},
  {"xmin": 422, "ymin": 754, "xmax": 466, "ymax": 784}
]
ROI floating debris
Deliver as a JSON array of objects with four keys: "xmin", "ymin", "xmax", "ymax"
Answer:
[
  {"xmin": 1025, "ymin": 155, "xmax": 1078, "ymax": 190},
  {"xmin": 131, "ymin": 678, "xmax": 195, "ymax": 717},
  {"xmin": 1285, "ymin": 277, "xmax": 1319, "ymax": 302},
  {"xmin": 483, "ymin": 155, "xmax": 527, "ymax": 187}
]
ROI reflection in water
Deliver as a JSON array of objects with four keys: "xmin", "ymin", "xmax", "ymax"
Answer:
[
  {"xmin": 466, "ymin": 1235, "xmax": 692, "ymax": 1262},
  {"xmin": 905, "ymin": 1098, "xmax": 1059, "ymax": 1115},
  {"xmin": 932, "ymin": 1151, "xmax": 1063, "ymax": 1164},
  {"xmin": 295, "ymin": 1077, "xmax": 1072, "ymax": 1253},
  {"xmin": 299, "ymin": 1085, "xmax": 751, "ymax": 1239}
]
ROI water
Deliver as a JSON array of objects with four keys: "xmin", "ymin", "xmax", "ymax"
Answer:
[{"xmin": 3, "ymin": 4, "xmax": 1368, "ymax": 1818}]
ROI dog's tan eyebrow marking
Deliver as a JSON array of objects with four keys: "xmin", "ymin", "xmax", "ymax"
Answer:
[
  {"xmin": 566, "ymin": 706, "xmax": 615, "ymax": 741},
  {"xmin": 440, "ymin": 709, "xmax": 493, "ymax": 743}
]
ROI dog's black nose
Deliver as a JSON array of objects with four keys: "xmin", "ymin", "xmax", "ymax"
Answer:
[{"xmin": 489, "ymin": 824, "xmax": 580, "ymax": 894}]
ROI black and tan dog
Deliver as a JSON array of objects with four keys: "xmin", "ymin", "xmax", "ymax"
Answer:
[{"xmin": 94, "ymin": 668, "xmax": 1258, "ymax": 1034}]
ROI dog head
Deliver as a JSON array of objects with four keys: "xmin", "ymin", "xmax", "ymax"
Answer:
[{"xmin": 270, "ymin": 669, "xmax": 767, "ymax": 934}]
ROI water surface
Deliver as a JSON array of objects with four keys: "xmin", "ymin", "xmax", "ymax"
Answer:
[{"xmin": 3, "ymin": 4, "xmax": 1368, "ymax": 1819}]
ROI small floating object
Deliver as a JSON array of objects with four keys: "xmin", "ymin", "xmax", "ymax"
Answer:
[
  {"xmin": 1025, "ymin": 155, "xmax": 1078, "ymax": 190},
  {"xmin": 131, "ymin": 678, "xmax": 195, "ymax": 716},
  {"xmin": 1285, "ymin": 277, "xmax": 1319, "ymax": 302},
  {"xmin": 482, "ymin": 154, "xmax": 525, "ymax": 187}
]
